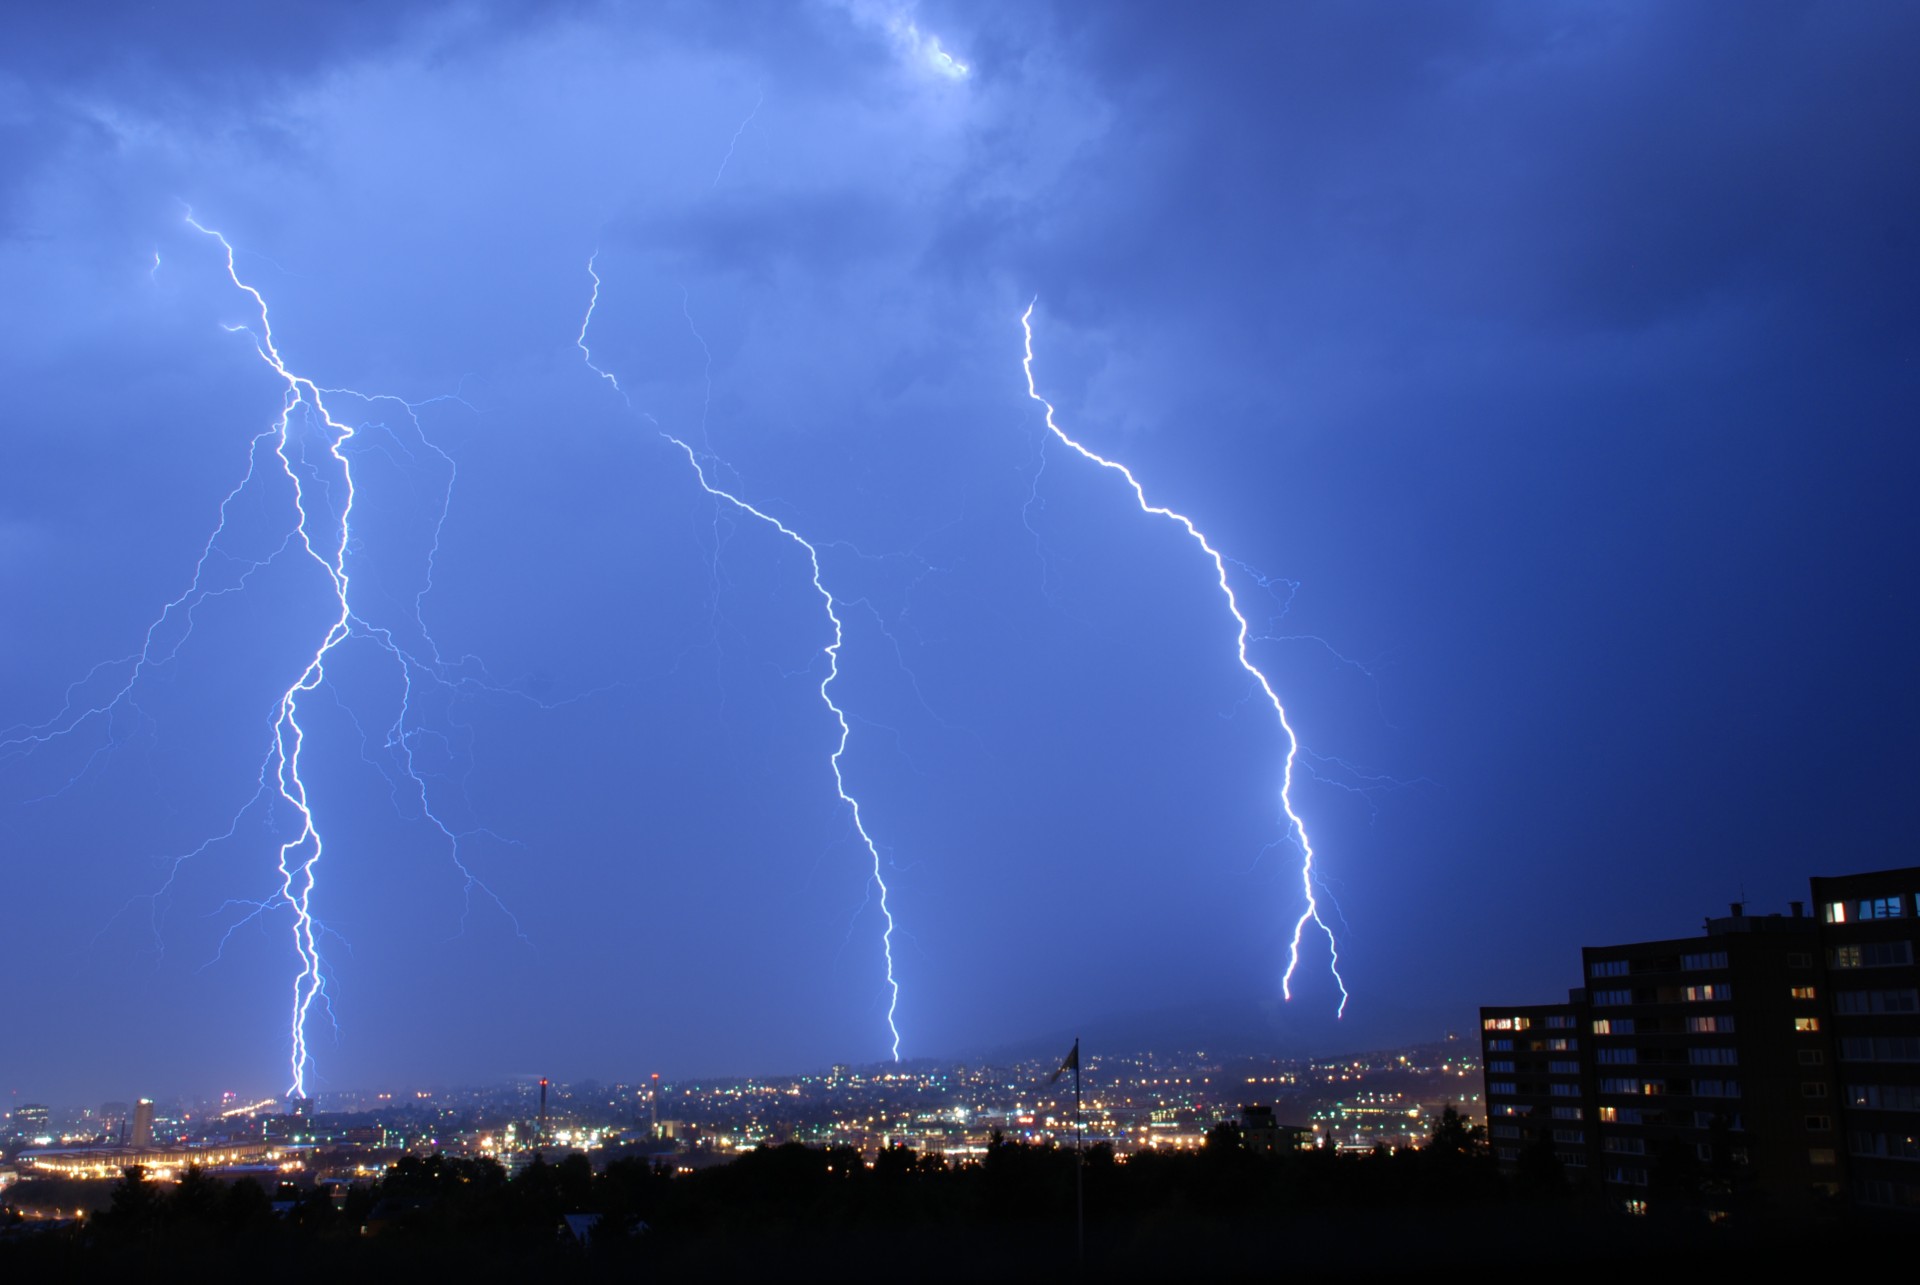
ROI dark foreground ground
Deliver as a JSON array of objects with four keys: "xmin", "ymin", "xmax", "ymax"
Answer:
[{"xmin": 1, "ymin": 1129, "xmax": 1893, "ymax": 1279}]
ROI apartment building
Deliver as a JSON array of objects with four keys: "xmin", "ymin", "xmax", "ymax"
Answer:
[{"xmin": 1482, "ymin": 866, "xmax": 1920, "ymax": 1213}]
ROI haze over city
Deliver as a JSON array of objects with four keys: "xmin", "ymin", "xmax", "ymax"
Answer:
[{"xmin": 4, "ymin": 1, "xmax": 1915, "ymax": 1107}]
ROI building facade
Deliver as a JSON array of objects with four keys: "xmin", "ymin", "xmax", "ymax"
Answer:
[
  {"xmin": 1482, "ymin": 866, "xmax": 1920, "ymax": 1214},
  {"xmin": 1482, "ymin": 999, "xmax": 1593, "ymax": 1178},
  {"xmin": 1813, "ymin": 868, "xmax": 1920, "ymax": 1210}
]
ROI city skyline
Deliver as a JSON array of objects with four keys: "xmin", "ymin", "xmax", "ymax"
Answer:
[
  {"xmin": 4, "ymin": 1036, "xmax": 1482, "ymax": 1162},
  {"xmin": 5, "ymin": 3, "xmax": 1917, "ymax": 1101}
]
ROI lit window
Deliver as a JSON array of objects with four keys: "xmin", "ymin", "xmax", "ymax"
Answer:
[
  {"xmin": 1597, "ymin": 1106, "xmax": 1618, "ymax": 1123},
  {"xmin": 1790, "ymin": 986, "xmax": 1817, "ymax": 1000},
  {"xmin": 1548, "ymin": 1037, "xmax": 1577, "ymax": 1051},
  {"xmin": 1683, "ymin": 984, "xmax": 1731, "ymax": 1003},
  {"xmin": 1795, "ymin": 1017, "xmax": 1821, "ymax": 1033},
  {"xmin": 1826, "ymin": 901, "xmax": 1849, "ymax": 924},
  {"xmin": 1687, "ymin": 1016, "xmax": 1735, "ymax": 1034},
  {"xmin": 1552, "ymin": 1106, "xmax": 1583, "ymax": 1120},
  {"xmin": 1593, "ymin": 1018, "xmax": 1634, "ymax": 1035}
]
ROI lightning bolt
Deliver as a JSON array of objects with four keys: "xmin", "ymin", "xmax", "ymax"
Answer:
[
  {"xmin": 6, "ymin": 213, "xmax": 530, "ymax": 1098},
  {"xmin": 578, "ymin": 260, "xmax": 904, "ymax": 1058},
  {"xmin": 187, "ymin": 216, "xmax": 542, "ymax": 1093},
  {"xmin": 1019, "ymin": 301, "xmax": 1348, "ymax": 1016},
  {"xmin": 182, "ymin": 214, "xmax": 389, "ymax": 1096},
  {"xmin": 711, "ymin": 90, "xmax": 764, "ymax": 189}
]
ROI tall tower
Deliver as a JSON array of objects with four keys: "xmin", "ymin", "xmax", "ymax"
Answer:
[{"xmin": 131, "ymin": 1098, "xmax": 155, "ymax": 1148}]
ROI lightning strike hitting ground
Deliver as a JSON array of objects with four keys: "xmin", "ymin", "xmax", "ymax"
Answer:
[
  {"xmin": 1019, "ymin": 302, "xmax": 1349, "ymax": 1015},
  {"xmin": 190, "ymin": 218, "xmax": 539, "ymax": 1094},
  {"xmin": 3, "ymin": 215, "xmax": 524, "ymax": 1097},
  {"xmin": 577, "ymin": 260, "xmax": 905, "ymax": 1059}
]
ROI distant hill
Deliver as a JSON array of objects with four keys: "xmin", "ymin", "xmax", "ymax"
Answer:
[{"xmin": 956, "ymin": 994, "xmax": 1477, "ymax": 1068}]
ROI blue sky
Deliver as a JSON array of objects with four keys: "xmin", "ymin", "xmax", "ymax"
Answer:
[{"xmin": 3, "ymin": 1, "xmax": 1916, "ymax": 1103}]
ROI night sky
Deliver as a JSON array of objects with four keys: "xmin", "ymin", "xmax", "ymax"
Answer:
[{"xmin": 4, "ymin": 1, "xmax": 1916, "ymax": 1104}]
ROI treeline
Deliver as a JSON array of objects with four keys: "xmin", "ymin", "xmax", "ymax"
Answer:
[{"xmin": 0, "ymin": 1114, "xmax": 1858, "ymax": 1278}]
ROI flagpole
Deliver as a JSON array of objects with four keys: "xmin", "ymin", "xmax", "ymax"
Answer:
[{"xmin": 1074, "ymin": 1036, "xmax": 1084, "ymax": 1273}]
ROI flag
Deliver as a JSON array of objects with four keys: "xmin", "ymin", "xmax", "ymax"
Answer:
[{"xmin": 1049, "ymin": 1039, "xmax": 1079, "ymax": 1085}]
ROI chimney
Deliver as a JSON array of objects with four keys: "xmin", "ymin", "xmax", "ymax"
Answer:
[
  {"xmin": 1790, "ymin": 900, "xmax": 1805, "ymax": 918},
  {"xmin": 1730, "ymin": 902, "xmax": 1745, "ymax": 918}
]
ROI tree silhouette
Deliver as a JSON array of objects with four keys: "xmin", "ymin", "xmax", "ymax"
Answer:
[{"xmin": 1424, "ymin": 1105, "xmax": 1486, "ymax": 1157}]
